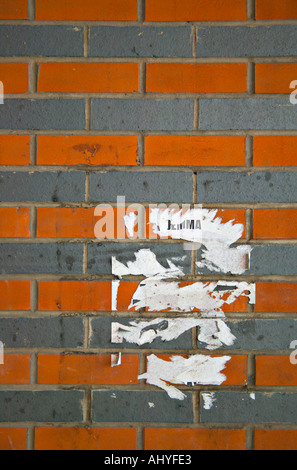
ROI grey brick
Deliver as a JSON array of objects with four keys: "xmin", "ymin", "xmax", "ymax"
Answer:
[
  {"xmin": 89, "ymin": 316, "xmax": 193, "ymax": 350},
  {"xmin": 200, "ymin": 392, "xmax": 297, "ymax": 423},
  {"xmin": 196, "ymin": 245, "xmax": 297, "ymax": 275},
  {"xmin": 196, "ymin": 25, "xmax": 297, "ymax": 57},
  {"xmin": 196, "ymin": 172, "xmax": 297, "ymax": 203},
  {"xmin": 92, "ymin": 390, "xmax": 193, "ymax": 423},
  {"xmin": 0, "ymin": 243, "xmax": 83, "ymax": 274},
  {"xmin": 0, "ymin": 100, "xmax": 85, "ymax": 130},
  {"xmin": 87, "ymin": 242, "xmax": 192, "ymax": 275},
  {"xmin": 89, "ymin": 171, "xmax": 194, "ymax": 203},
  {"xmin": 0, "ymin": 172, "xmax": 85, "ymax": 202},
  {"xmin": 0, "ymin": 317, "xmax": 84, "ymax": 347},
  {"xmin": 197, "ymin": 319, "xmax": 297, "ymax": 351},
  {"xmin": 89, "ymin": 26, "xmax": 192, "ymax": 58},
  {"xmin": 0, "ymin": 25, "xmax": 84, "ymax": 57},
  {"xmin": 199, "ymin": 99, "xmax": 297, "ymax": 131},
  {"xmin": 91, "ymin": 99, "xmax": 194, "ymax": 131},
  {"xmin": 0, "ymin": 391, "xmax": 83, "ymax": 422}
]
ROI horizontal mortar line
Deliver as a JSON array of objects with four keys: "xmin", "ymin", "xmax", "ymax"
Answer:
[
  {"xmin": 1, "ymin": 19, "xmax": 297, "ymax": 26},
  {"xmin": 2, "ymin": 93, "xmax": 296, "ymax": 99},
  {"xmin": 2, "ymin": 56, "xmax": 297, "ymax": 64},
  {"xmin": 1, "ymin": 130, "xmax": 297, "ymax": 137},
  {"xmin": 0, "ymin": 238, "xmax": 297, "ymax": 245}
]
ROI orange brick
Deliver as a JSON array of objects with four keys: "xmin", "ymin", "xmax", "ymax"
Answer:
[
  {"xmin": 36, "ymin": 0, "xmax": 137, "ymax": 21},
  {"xmin": 0, "ymin": 354, "xmax": 31, "ymax": 384},
  {"xmin": 145, "ymin": 428, "xmax": 246, "ymax": 450},
  {"xmin": 254, "ymin": 209, "xmax": 297, "ymax": 239},
  {"xmin": 255, "ymin": 282, "xmax": 297, "ymax": 313},
  {"xmin": 0, "ymin": 63, "xmax": 28, "ymax": 93},
  {"xmin": 255, "ymin": 64, "xmax": 297, "ymax": 94},
  {"xmin": 38, "ymin": 354, "xmax": 139, "ymax": 385},
  {"xmin": 0, "ymin": 207, "xmax": 30, "ymax": 238},
  {"xmin": 0, "ymin": 428, "xmax": 27, "ymax": 450},
  {"xmin": 144, "ymin": 136, "xmax": 246, "ymax": 167},
  {"xmin": 38, "ymin": 281, "xmax": 111, "ymax": 311},
  {"xmin": 37, "ymin": 135, "xmax": 138, "ymax": 166},
  {"xmin": 38, "ymin": 63, "xmax": 139, "ymax": 93},
  {"xmin": 253, "ymin": 136, "xmax": 297, "ymax": 167},
  {"xmin": 35, "ymin": 427, "xmax": 137, "ymax": 450},
  {"xmin": 146, "ymin": 0, "xmax": 247, "ymax": 21},
  {"xmin": 0, "ymin": 135, "xmax": 30, "ymax": 165},
  {"xmin": 255, "ymin": 430, "xmax": 297, "ymax": 450},
  {"xmin": 256, "ymin": 356, "xmax": 297, "ymax": 386},
  {"xmin": 147, "ymin": 63, "xmax": 247, "ymax": 93},
  {"xmin": 0, "ymin": 0, "xmax": 28, "ymax": 19},
  {"xmin": 0, "ymin": 281, "xmax": 30, "ymax": 311},
  {"xmin": 146, "ymin": 208, "xmax": 246, "ymax": 239},
  {"xmin": 37, "ymin": 207, "xmax": 138, "ymax": 239},
  {"xmin": 256, "ymin": 0, "xmax": 297, "ymax": 19},
  {"xmin": 151, "ymin": 354, "xmax": 247, "ymax": 385}
]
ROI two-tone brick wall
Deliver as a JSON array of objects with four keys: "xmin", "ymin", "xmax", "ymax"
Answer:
[{"xmin": 0, "ymin": 0, "xmax": 296, "ymax": 451}]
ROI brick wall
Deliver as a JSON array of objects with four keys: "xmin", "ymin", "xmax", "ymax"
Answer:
[{"xmin": 0, "ymin": 0, "xmax": 296, "ymax": 451}]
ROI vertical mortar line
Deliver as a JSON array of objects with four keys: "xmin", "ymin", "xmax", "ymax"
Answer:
[
  {"xmin": 85, "ymin": 98, "xmax": 91, "ymax": 131},
  {"xmin": 84, "ymin": 26, "xmax": 89, "ymax": 58},
  {"xmin": 137, "ymin": 0, "xmax": 145, "ymax": 22},
  {"xmin": 245, "ymin": 135, "xmax": 253, "ymax": 168},
  {"xmin": 30, "ymin": 280, "xmax": 38, "ymax": 313},
  {"xmin": 30, "ymin": 351, "xmax": 38, "ymax": 384},
  {"xmin": 247, "ymin": 353, "xmax": 256, "ymax": 388},
  {"xmin": 27, "ymin": 426, "xmax": 35, "ymax": 450},
  {"xmin": 246, "ymin": 426, "xmax": 255, "ymax": 450},
  {"xmin": 192, "ymin": 391, "xmax": 200, "ymax": 424},
  {"xmin": 30, "ymin": 134, "xmax": 37, "ymax": 166},
  {"xmin": 29, "ymin": 61, "xmax": 38, "ymax": 95},
  {"xmin": 193, "ymin": 99, "xmax": 199, "ymax": 131},
  {"xmin": 137, "ymin": 133, "xmax": 145, "ymax": 166},
  {"xmin": 247, "ymin": 61, "xmax": 255, "ymax": 95},
  {"xmin": 28, "ymin": 0, "xmax": 36, "ymax": 20},
  {"xmin": 192, "ymin": 25, "xmax": 197, "ymax": 58},
  {"xmin": 138, "ymin": 61, "xmax": 146, "ymax": 166},
  {"xmin": 83, "ymin": 388, "xmax": 92, "ymax": 424},
  {"xmin": 246, "ymin": 0, "xmax": 256, "ymax": 20}
]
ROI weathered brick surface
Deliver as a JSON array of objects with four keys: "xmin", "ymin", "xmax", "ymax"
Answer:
[{"xmin": 0, "ymin": 0, "xmax": 296, "ymax": 450}]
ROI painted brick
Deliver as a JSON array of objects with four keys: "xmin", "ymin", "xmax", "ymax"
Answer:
[
  {"xmin": 256, "ymin": 356, "xmax": 297, "ymax": 386},
  {"xmin": 37, "ymin": 208, "xmax": 138, "ymax": 239},
  {"xmin": 144, "ymin": 428, "xmax": 246, "ymax": 450},
  {"xmin": 38, "ymin": 281, "xmax": 111, "ymax": 311},
  {"xmin": 0, "ymin": 99, "xmax": 85, "ymax": 130},
  {"xmin": 0, "ymin": 63, "xmax": 28, "ymax": 93},
  {"xmin": 38, "ymin": 354, "xmax": 139, "ymax": 385},
  {"xmin": 37, "ymin": 135, "xmax": 138, "ymax": 166},
  {"xmin": 0, "ymin": 135, "xmax": 30, "ymax": 166},
  {"xmin": 89, "ymin": 26, "xmax": 193, "ymax": 58},
  {"xmin": 147, "ymin": 63, "xmax": 247, "ymax": 93},
  {"xmin": 200, "ymin": 392, "xmax": 297, "ymax": 423},
  {"xmin": 87, "ymin": 242, "xmax": 192, "ymax": 275},
  {"xmin": 253, "ymin": 136, "xmax": 297, "ymax": 167},
  {"xmin": 0, "ymin": 1, "xmax": 28, "ymax": 19},
  {"xmin": 0, "ymin": 208, "xmax": 31, "ymax": 238},
  {"xmin": 0, "ymin": 428, "xmax": 27, "ymax": 450},
  {"xmin": 36, "ymin": 0, "xmax": 137, "ymax": 21},
  {"xmin": 199, "ymin": 98, "xmax": 297, "ymax": 130},
  {"xmin": 0, "ymin": 317, "xmax": 84, "ymax": 348},
  {"xmin": 146, "ymin": 0, "xmax": 247, "ymax": 21},
  {"xmin": 198, "ymin": 319, "xmax": 297, "ymax": 351},
  {"xmin": 256, "ymin": 0, "xmax": 297, "ymax": 19},
  {"xmin": 255, "ymin": 282, "xmax": 297, "ymax": 313},
  {"xmin": 0, "ymin": 26, "xmax": 84, "ymax": 57},
  {"xmin": 254, "ymin": 209, "xmax": 297, "ymax": 239},
  {"xmin": 91, "ymin": 390, "xmax": 193, "ymax": 423},
  {"xmin": 0, "ymin": 243, "xmax": 83, "ymax": 274},
  {"xmin": 196, "ymin": 171, "xmax": 297, "ymax": 203},
  {"xmin": 0, "ymin": 172, "xmax": 85, "ymax": 202},
  {"xmin": 0, "ymin": 354, "xmax": 31, "ymax": 384},
  {"xmin": 35, "ymin": 427, "xmax": 137, "ymax": 450},
  {"xmin": 38, "ymin": 63, "xmax": 139, "ymax": 93},
  {"xmin": 144, "ymin": 136, "xmax": 246, "ymax": 167},
  {"xmin": 0, "ymin": 281, "xmax": 30, "ymax": 311},
  {"xmin": 256, "ymin": 64, "xmax": 297, "ymax": 94},
  {"xmin": 89, "ymin": 171, "xmax": 194, "ymax": 203},
  {"xmin": 0, "ymin": 391, "xmax": 83, "ymax": 422},
  {"xmin": 248, "ymin": 245, "xmax": 297, "ymax": 276},
  {"xmin": 89, "ymin": 316, "xmax": 193, "ymax": 350},
  {"xmin": 91, "ymin": 99, "xmax": 194, "ymax": 131},
  {"xmin": 195, "ymin": 26, "xmax": 297, "ymax": 58},
  {"xmin": 255, "ymin": 430, "xmax": 297, "ymax": 451}
]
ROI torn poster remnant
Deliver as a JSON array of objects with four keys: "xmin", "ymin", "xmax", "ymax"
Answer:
[{"xmin": 138, "ymin": 354, "xmax": 231, "ymax": 401}]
